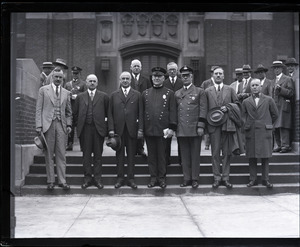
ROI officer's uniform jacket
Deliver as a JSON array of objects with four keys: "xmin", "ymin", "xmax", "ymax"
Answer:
[
  {"xmin": 142, "ymin": 86, "xmax": 177, "ymax": 137},
  {"xmin": 175, "ymin": 84, "xmax": 207, "ymax": 137}
]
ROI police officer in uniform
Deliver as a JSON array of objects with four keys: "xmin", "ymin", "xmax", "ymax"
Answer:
[
  {"xmin": 64, "ymin": 66, "xmax": 87, "ymax": 151},
  {"xmin": 142, "ymin": 67, "xmax": 177, "ymax": 188},
  {"xmin": 175, "ymin": 66, "xmax": 207, "ymax": 188}
]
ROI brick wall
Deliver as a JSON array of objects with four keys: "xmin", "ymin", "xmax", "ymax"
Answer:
[{"xmin": 15, "ymin": 93, "xmax": 36, "ymax": 144}]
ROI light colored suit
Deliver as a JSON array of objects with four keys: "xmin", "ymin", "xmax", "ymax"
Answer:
[{"xmin": 35, "ymin": 84, "xmax": 72, "ymax": 184}]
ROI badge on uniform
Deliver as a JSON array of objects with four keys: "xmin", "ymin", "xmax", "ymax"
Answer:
[
  {"xmin": 192, "ymin": 96, "xmax": 195, "ymax": 100},
  {"xmin": 163, "ymin": 94, "xmax": 166, "ymax": 99}
]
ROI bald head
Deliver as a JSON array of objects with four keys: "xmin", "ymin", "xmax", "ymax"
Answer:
[{"xmin": 86, "ymin": 74, "xmax": 98, "ymax": 90}]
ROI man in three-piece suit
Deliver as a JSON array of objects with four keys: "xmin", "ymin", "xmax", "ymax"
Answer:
[
  {"xmin": 205, "ymin": 67, "xmax": 240, "ymax": 189},
  {"xmin": 108, "ymin": 71, "xmax": 144, "ymax": 189},
  {"xmin": 73, "ymin": 74, "xmax": 109, "ymax": 189},
  {"xmin": 271, "ymin": 61, "xmax": 295, "ymax": 153},
  {"xmin": 163, "ymin": 62, "xmax": 183, "ymax": 166},
  {"xmin": 242, "ymin": 79, "xmax": 278, "ymax": 188},
  {"xmin": 253, "ymin": 64, "xmax": 273, "ymax": 97},
  {"xmin": 130, "ymin": 59, "xmax": 152, "ymax": 157},
  {"xmin": 35, "ymin": 70, "xmax": 72, "ymax": 190},
  {"xmin": 175, "ymin": 66, "xmax": 207, "ymax": 188}
]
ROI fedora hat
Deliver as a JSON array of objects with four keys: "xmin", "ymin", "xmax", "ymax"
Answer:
[
  {"xmin": 106, "ymin": 134, "xmax": 121, "ymax": 151},
  {"xmin": 254, "ymin": 64, "xmax": 268, "ymax": 73},
  {"xmin": 207, "ymin": 107, "xmax": 228, "ymax": 127},
  {"xmin": 242, "ymin": 64, "xmax": 252, "ymax": 72},
  {"xmin": 34, "ymin": 132, "xmax": 48, "ymax": 150},
  {"xmin": 285, "ymin": 57, "xmax": 298, "ymax": 66},
  {"xmin": 271, "ymin": 60, "xmax": 285, "ymax": 68},
  {"xmin": 52, "ymin": 58, "xmax": 68, "ymax": 70}
]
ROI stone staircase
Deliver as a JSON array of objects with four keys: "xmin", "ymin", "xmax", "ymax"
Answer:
[{"xmin": 20, "ymin": 142, "xmax": 299, "ymax": 196}]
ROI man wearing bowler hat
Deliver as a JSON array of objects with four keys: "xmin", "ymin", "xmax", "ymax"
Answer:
[
  {"xmin": 271, "ymin": 60, "xmax": 294, "ymax": 153},
  {"xmin": 253, "ymin": 64, "xmax": 273, "ymax": 96},
  {"xmin": 175, "ymin": 66, "xmax": 207, "ymax": 188},
  {"xmin": 35, "ymin": 70, "xmax": 72, "ymax": 190},
  {"xmin": 40, "ymin": 62, "xmax": 54, "ymax": 88},
  {"xmin": 205, "ymin": 66, "xmax": 240, "ymax": 189},
  {"xmin": 73, "ymin": 74, "xmax": 109, "ymax": 189},
  {"xmin": 142, "ymin": 67, "xmax": 177, "ymax": 188},
  {"xmin": 64, "ymin": 66, "xmax": 87, "ymax": 151}
]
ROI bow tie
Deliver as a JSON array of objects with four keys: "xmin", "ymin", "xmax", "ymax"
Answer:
[{"xmin": 253, "ymin": 94, "xmax": 259, "ymax": 98}]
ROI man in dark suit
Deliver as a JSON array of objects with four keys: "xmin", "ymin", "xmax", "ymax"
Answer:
[
  {"xmin": 73, "ymin": 74, "xmax": 109, "ymax": 189},
  {"xmin": 242, "ymin": 79, "xmax": 278, "ymax": 188},
  {"xmin": 130, "ymin": 59, "xmax": 152, "ymax": 157},
  {"xmin": 175, "ymin": 66, "xmax": 207, "ymax": 188},
  {"xmin": 253, "ymin": 64, "xmax": 273, "ymax": 96},
  {"xmin": 200, "ymin": 65, "xmax": 219, "ymax": 150},
  {"xmin": 142, "ymin": 67, "xmax": 177, "ymax": 189},
  {"xmin": 35, "ymin": 70, "xmax": 72, "ymax": 190},
  {"xmin": 163, "ymin": 62, "xmax": 183, "ymax": 166},
  {"xmin": 64, "ymin": 66, "xmax": 87, "ymax": 151},
  {"xmin": 237, "ymin": 64, "xmax": 253, "ymax": 102},
  {"xmin": 205, "ymin": 67, "xmax": 240, "ymax": 189},
  {"xmin": 271, "ymin": 61, "xmax": 295, "ymax": 153},
  {"xmin": 108, "ymin": 71, "xmax": 144, "ymax": 189}
]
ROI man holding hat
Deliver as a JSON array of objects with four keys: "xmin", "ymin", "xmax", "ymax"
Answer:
[
  {"xmin": 40, "ymin": 62, "xmax": 54, "ymax": 88},
  {"xmin": 142, "ymin": 67, "xmax": 177, "ymax": 188},
  {"xmin": 35, "ymin": 70, "xmax": 72, "ymax": 190},
  {"xmin": 175, "ymin": 66, "xmax": 207, "ymax": 188},
  {"xmin": 64, "ymin": 66, "xmax": 87, "ymax": 151},
  {"xmin": 253, "ymin": 64, "xmax": 273, "ymax": 96},
  {"xmin": 272, "ymin": 60, "xmax": 294, "ymax": 153},
  {"xmin": 73, "ymin": 74, "xmax": 109, "ymax": 189},
  {"xmin": 108, "ymin": 71, "xmax": 144, "ymax": 189},
  {"xmin": 205, "ymin": 66, "xmax": 240, "ymax": 189}
]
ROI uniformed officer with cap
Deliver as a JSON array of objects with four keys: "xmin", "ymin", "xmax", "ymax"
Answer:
[
  {"xmin": 64, "ymin": 66, "xmax": 87, "ymax": 151},
  {"xmin": 175, "ymin": 65, "xmax": 207, "ymax": 188},
  {"xmin": 142, "ymin": 66, "xmax": 177, "ymax": 188}
]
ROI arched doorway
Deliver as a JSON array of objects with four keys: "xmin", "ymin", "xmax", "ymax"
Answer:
[{"xmin": 119, "ymin": 42, "xmax": 181, "ymax": 78}]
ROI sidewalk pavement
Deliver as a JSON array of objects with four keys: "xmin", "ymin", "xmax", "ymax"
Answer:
[{"xmin": 14, "ymin": 193, "xmax": 299, "ymax": 238}]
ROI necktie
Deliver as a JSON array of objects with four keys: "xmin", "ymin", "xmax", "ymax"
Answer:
[
  {"xmin": 134, "ymin": 75, "xmax": 138, "ymax": 88},
  {"xmin": 90, "ymin": 91, "xmax": 94, "ymax": 101},
  {"xmin": 171, "ymin": 78, "xmax": 175, "ymax": 85},
  {"xmin": 124, "ymin": 89, "xmax": 127, "ymax": 97},
  {"xmin": 56, "ymin": 86, "xmax": 59, "ymax": 97},
  {"xmin": 218, "ymin": 85, "xmax": 220, "ymax": 91}
]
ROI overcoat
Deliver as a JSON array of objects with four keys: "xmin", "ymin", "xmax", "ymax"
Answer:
[
  {"xmin": 242, "ymin": 94, "xmax": 278, "ymax": 158},
  {"xmin": 261, "ymin": 78, "xmax": 273, "ymax": 97},
  {"xmin": 73, "ymin": 90, "xmax": 109, "ymax": 138},
  {"xmin": 273, "ymin": 74, "xmax": 294, "ymax": 129},
  {"xmin": 35, "ymin": 84, "xmax": 72, "ymax": 134},
  {"xmin": 108, "ymin": 88, "xmax": 143, "ymax": 138},
  {"xmin": 175, "ymin": 84, "xmax": 207, "ymax": 137},
  {"xmin": 142, "ymin": 86, "xmax": 177, "ymax": 136}
]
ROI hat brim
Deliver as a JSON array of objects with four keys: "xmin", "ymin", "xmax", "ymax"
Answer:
[
  {"xmin": 285, "ymin": 63, "xmax": 298, "ymax": 66},
  {"xmin": 52, "ymin": 62, "xmax": 68, "ymax": 70},
  {"xmin": 271, "ymin": 64, "xmax": 285, "ymax": 68},
  {"xmin": 106, "ymin": 134, "xmax": 122, "ymax": 151},
  {"xmin": 207, "ymin": 107, "xmax": 228, "ymax": 127},
  {"xmin": 34, "ymin": 132, "xmax": 48, "ymax": 150}
]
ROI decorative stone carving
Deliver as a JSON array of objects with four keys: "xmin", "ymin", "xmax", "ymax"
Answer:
[
  {"xmin": 100, "ymin": 20, "xmax": 112, "ymax": 43},
  {"xmin": 151, "ymin": 14, "xmax": 164, "ymax": 37},
  {"xmin": 121, "ymin": 13, "xmax": 134, "ymax": 37},
  {"xmin": 137, "ymin": 13, "xmax": 149, "ymax": 36},
  {"xmin": 188, "ymin": 21, "xmax": 199, "ymax": 43},
  {"xmin": 166, "ymin": 14, "xmax": 178, "ymax": 37}
]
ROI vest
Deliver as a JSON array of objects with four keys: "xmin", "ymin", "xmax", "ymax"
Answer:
[{"xmin": 52, "ymin": 90, "xmax": 61, "ymax": 121}]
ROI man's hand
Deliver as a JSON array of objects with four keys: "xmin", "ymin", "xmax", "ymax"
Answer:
[
  {"xmin": 67, "ymin": 126, "xmax": 72, "ymax": 134},
  {"xmin": 137, "ymin": 129, "xmax": 144, "ymax": 139},
  {"xmin": 197, "ymin": 127, "xmax": 204, "ymax": 137},
  {"xmin": 109, "ymin": 130, "xmax": 115, "ymax": 137},
  {"xmin": 36, "ymin": 127, "xmax": 42, "ymax": 134},
  {"xmin": 166, "ymin": 129, "xmax": 174, "ymax": 138},
  {"xmin": 220, "ymin": 106, "xmax": 228, "ymax": 112},
  {"xmin": 71, "ymin": 94, "xmax": 77, "ymax": 100}
]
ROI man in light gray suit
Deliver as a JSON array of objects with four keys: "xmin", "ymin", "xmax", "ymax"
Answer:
[{"xmin": 36, "ymin": 70, "xmax": 72, "ymax": 190}]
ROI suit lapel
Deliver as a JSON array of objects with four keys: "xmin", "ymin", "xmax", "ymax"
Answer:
[
  {"xmin": 118, "ymin": 88, "xmax": 126, "ymax": 103},
  {"xmin": 93, "ymin": 90, "xmax": 100, "ymax": 106},
  {"xmin": 83, "ymin": 91, "xmax": 89, "ymax": 106},
  {"xmin": 209, "ymin": 86, "xmax": 218, "ymax": 105},
  {"xmin": 45, "ymin": 85, "xmax": 55, "ymax": 105},
  {"xmin": 126, "ymin": 88, "xmax": 134, "ymax": 103}
]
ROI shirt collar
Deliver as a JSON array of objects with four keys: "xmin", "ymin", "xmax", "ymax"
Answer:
[
  {"xmin": 214, "ymin": 82, "xmax": 223, "ymax": 90},
  {"xmin": 132, "ymin": 73, "xmax": 140, "ymax": 80},
  {"xmin": 276, "ymin": 73, "xmax": 283, "ymax": 80},
  {"xmin": 170, "ymin": 76, "xmax": 177, "ymax": 82},
  {"xmin": 122, "ymin": 86, "xmax": 131, "ymax": 93},
  {"xmin": 88, "ymin": 89, "xmax": 96, "ymax": 95},
  {"xmin": 52, "ymin": 83, "xmax": 60, "ymax": 91},
  {"xmin": 184, "ymin": 83, "xmax": 192, "ymax": 90}
]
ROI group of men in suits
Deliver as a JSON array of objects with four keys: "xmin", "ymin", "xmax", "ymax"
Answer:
[{"xmin": 35, "ymin": 57, "xmax": 297, "ymax": 191}]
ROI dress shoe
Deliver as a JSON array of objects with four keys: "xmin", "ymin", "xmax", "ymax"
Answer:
[
  {"xmin": 205, "ymin": 145, "xmax": 209, "ymax": 150},
  {"xmin": 137, "ymin": 150, "xmax": 147, "ymax": 158},
  {"xmin": 159, "ymin": 181, "xmax": 167, "ymax": 189},
  {"xmin": 47, "ymin": 183, "xmax": 55, "ymax": 190},
  {"xmin": 279, "ymin": 147, "xmax": 289, "ymax": 153},
  {"xmin": 66, "ymin": 144, "xmax": 73, "ymax": 151},
  {"xmin": 81, "ymin": 182, "xmax": 92, "ymax": 189},
  {"xmin": 180, "ymin": 180, "xmax": 192, "ymax": 187},
  {"xmin": 262, "ymin": 180, "xmax": 273, "ymax": 188},
  {"xmin": 247, "ymin": 180, "xmax": 258, "ymax": 187},
  {"xmin": 95, "ymin": 182, "xmax": 104, "ymax": 189},
  {"xmin": 147, "ymin": 181, "xmax": 157, "ymax": 188},
  {"xmin": 273, "ymin": 147, "xmax": 281, "ymax": 152},
  {"xmin": 223, "ymin": 180, "xmax": 233, "ymax": 189},
  {"xmin": 212, "ymin": 180, "xmax": 220, "ymax": 188},
  {"xmin": 192, "ymin": 180, "xmax": 199, "ymax": 188},
  {"xmin": 58, "ymin": 183, "xmax": 70, "ymax": 190},
  {"xmin": 127, "ymin": 181, "xmax": 138, "ymax": 189},
  {"xmin": 114, "ymin": 181, "xmax": 124, "ymax": 189}
]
